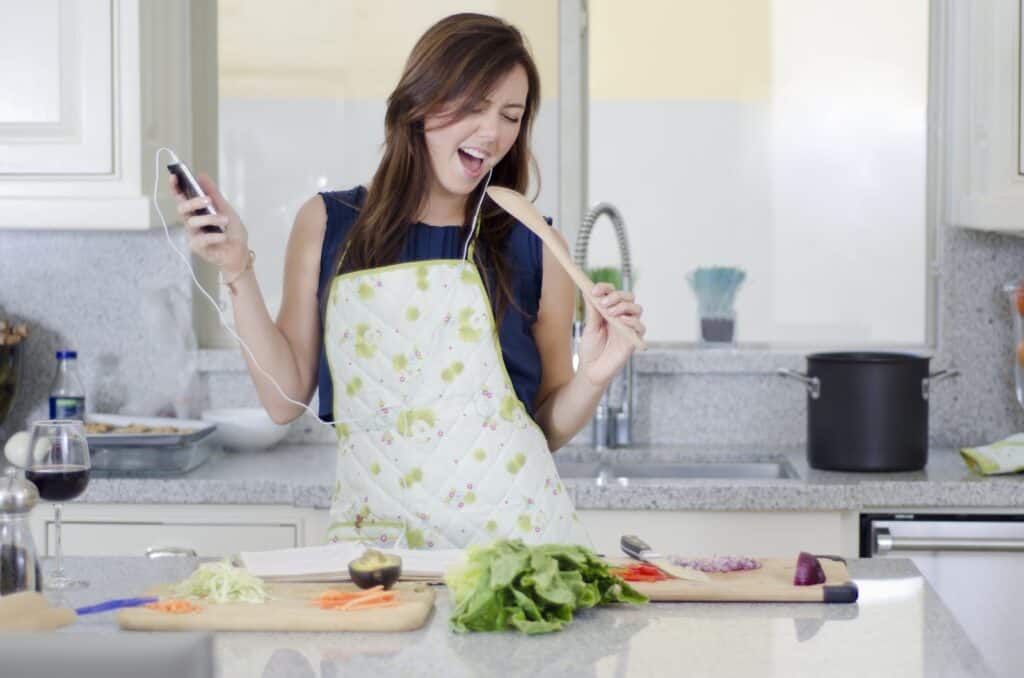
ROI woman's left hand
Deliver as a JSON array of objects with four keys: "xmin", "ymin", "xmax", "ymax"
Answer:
[{"xmin": 576, "ymin": 283, "xmax": 646, "ymax": 387}]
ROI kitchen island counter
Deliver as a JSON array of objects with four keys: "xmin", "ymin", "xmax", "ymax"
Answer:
[{"xmin": 48, "ymin": 555, "xmax": 991, "ymax": 678}]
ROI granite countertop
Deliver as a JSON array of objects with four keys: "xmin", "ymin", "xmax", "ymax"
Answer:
[
  {"xmin": 78, "ymin": 443, "xmax": 1024, "ymax": 512},
  {"xmin": 44, "ymin": 555, "xmax": 992, "ymax": 678}
]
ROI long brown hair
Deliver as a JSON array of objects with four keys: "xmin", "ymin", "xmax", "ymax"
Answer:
[{"xmin": 329, "ymin": 13, "xmax": 541, "ymax": 323}]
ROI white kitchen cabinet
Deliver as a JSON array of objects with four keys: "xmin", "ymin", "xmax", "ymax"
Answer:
[
  {"xmin": 578, "ymin": 510, "xmax": 860, "ymax": 559},
  {"xmin": 946, "ymin": 0, "xmax": 1024, "ymax": 233},
  {"xmin": 30, "ymin": 503, "xmax": 325, "ymax": 558},
  {"xmin": 31, "ymin": 504, "xmax": 858, "ymax": 559},
  {"xmin": 0, "ymin": 0, "xmax": 205, "ymax": 229}
]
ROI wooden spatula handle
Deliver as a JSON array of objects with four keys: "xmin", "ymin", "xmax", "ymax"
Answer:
[{"xmin": 485, "ymin": 186, "xmax": 647, "ymax": 352}]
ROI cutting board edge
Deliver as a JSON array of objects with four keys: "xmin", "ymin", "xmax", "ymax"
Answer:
[{"xmin": 117, "ymin": 583, "xmax": 437, "ymax": 633}]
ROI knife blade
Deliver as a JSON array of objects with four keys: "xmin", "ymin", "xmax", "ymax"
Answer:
[{"xmin": 621, "ymin": 534, "xmax": 709, "ymax": 583}]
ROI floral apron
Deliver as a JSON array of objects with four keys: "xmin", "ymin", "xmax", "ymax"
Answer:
[{"xmin": 323, "ymin": 219, "xmax": 590, "ymax": 549}]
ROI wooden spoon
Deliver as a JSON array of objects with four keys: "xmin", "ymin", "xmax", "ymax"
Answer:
[{"xmin": 486, "ymin": 186, "xmax": 647, "ymax": 352}]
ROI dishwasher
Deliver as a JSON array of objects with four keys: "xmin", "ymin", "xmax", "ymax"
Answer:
[{"xmin": 861, "ymin": 513, "xmax": 1024, "ymax": 678}]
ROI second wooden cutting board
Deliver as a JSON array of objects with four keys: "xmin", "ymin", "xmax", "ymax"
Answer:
[
  {"xmin": 612, "ymin": 556, "xmax": 858, "ymax": 603},
  {"xmin": 118, "ymin": 582, "xmax": 436, "ymax": 632}
]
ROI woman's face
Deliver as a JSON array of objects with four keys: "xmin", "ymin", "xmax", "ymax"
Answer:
[{"xmin": 423, "ymin": 64, "xmax": 528, "ymax": 200}]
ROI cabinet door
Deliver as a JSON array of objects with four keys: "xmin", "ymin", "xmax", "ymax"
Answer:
[
  {"xmin": 579, "ymin": 510, "xmax": 854, "ymax": 559},
  {"xmin": 0, "ymin": 0, "xmax": 194, "ymax": 229},
  {"xmin": 45, "ymin": 521, "xmax": 298, "ymax": 558},
  {"xmin": 947, "ymin": 0, "xmax": 1024, "ymax": 232},
  {"xmin": 32, "ymin": 503, "xmax": 309, "ymax": 558},
  {"xmin": 0, "ymin": 0, "xmax": 113, "ymax": 175}
]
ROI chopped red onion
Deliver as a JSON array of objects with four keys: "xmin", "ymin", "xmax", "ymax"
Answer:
[
  {"xmin": 669, "ymin": 555, "xmax": 762, "ymax": 573},
  {"xmin": 793, "ymin": 552, "xmax": 827, "ymax": 586}
]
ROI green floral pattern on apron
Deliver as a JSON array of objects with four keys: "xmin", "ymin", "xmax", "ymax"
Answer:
[{"xmin": 323, "ymin": 246, "xmax": 590, "ymax": 549}]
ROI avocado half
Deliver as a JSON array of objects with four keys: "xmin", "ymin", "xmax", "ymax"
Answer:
[{"xmin": 348, "ymin": 549, "xmax": 403, "ymax": 590}]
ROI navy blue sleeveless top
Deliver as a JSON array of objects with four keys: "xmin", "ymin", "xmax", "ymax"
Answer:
[{"xmin": 315, "ymin": 187, "xmax": 545, "ymax": 422}]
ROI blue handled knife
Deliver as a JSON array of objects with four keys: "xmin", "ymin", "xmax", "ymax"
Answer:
[{"xmin": 75, "ymin": 597, "xmax": 159, "ymax": 615}]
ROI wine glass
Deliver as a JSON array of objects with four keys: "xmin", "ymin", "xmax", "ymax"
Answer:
[{"xmin": 24, "ymin": 420, "xmax": 91, "ymax": 589}]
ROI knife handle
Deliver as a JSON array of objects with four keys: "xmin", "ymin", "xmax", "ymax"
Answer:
[
  {"xmin": 621, "ymin": 534, "xmax": 652, "ymax": 559},
  {"xmin": 75, "ymin": 597, "xmax": 159, "ymax": 615}
]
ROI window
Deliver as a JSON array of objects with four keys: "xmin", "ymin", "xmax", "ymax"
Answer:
[
  {"xmin": 210, "ymin": 0, "xmax": 559, "ymax": 325},
  {"xmin": 199, "ymin": 0, "xmax": 933, "ymax": 348},
  {"xmin": 584, "ymin": 0, "xmax": 931, "ymax": 344}
]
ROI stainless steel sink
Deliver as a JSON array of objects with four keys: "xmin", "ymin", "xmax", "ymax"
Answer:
[{"xmin": 554, "ymin": 460, "xmax": 797, "ymax": 486}]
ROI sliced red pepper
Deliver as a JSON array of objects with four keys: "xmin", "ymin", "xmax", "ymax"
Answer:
[{"xmin": 610, "ymin": 563, "xmax": 669, "ymax": 582}]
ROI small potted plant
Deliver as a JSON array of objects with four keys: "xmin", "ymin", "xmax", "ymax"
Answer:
[{"xmin": 686, "ymin": 267, "xmax": 746, "ymax": 345}]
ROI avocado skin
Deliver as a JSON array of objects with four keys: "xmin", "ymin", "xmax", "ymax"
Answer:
[{"xmin": 348, "ymin": 550, "xmax": 402, "ymax": 589}]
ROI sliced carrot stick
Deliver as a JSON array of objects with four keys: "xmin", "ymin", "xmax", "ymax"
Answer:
[
  {"xmin": 342, "ymin": 598, "xmax": 399, "ymax": 610},
  {"xmin": 145, "ymin": 598, "xmax": 203, "ymax": 614},
  {"xmin": 313, "ymin": 586, "xmax": 383, "ymax": 602},
  {"xmin": 335, "ymin": 591, "xmax": 396, "ymax": 611},
  {"xmin": 316, "ymin": 586, "xmax": 382, "ymax": 601}
]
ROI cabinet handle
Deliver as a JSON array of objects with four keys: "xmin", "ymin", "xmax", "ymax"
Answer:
[
  {"xmin": 874, "ymin": 528, "xmax": 1024, "ymax": 554},
  {"xmin": 145, "ymin": 546, "xmax": 198, "ymax": 559}
]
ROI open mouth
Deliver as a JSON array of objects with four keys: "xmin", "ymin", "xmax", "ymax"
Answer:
[{"xmin": 458, "ymin": 147, "xmax": 486, "ymax": 176}]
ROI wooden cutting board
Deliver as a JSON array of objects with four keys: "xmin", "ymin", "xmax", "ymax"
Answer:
[
  {"xmin": 117, "ymin": 582, "xmax": 436, "ymax": 632},
  {"xmin": 0, "ymin": 591, "xmax": 76, "ymax": 631},
  {"xmin": 612, "ymin": 555, "xmax": 858, "ymax": 603}
]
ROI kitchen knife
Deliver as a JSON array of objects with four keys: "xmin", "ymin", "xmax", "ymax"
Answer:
[{"xmin": 621, "ymin": 535, "xmax": 709, "ymax": 583}]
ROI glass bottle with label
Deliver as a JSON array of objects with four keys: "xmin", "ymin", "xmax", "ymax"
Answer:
[{"xmin": 49, "ymin": 350, "xmax": 85, "ymax": 420}]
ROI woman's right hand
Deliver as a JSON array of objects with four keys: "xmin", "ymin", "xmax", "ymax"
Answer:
[{"xmin": 170, "ymin": 172, "xmax": 251, "ymax": 277}]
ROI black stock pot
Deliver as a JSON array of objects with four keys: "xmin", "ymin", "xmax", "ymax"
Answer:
[{"xmin": 779, "ymin": 352, "xmax": 958, "ymax": 472}]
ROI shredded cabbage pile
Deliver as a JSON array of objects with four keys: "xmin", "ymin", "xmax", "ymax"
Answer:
[{"xmin": 172, "ymin": 559, "xmax": 269, "ymax": 604}]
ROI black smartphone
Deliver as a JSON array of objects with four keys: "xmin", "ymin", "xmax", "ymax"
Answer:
[{"xmin": 167, "ymin": 160, "xmax": 223, "ymax": 233}]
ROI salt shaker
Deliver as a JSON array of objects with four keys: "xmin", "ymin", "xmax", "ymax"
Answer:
[{"xmin": 0, "ymin": 467, "xmax": 41, "ymax": 595}]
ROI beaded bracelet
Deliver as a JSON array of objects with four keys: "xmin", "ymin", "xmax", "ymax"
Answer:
[{"xmin": 221, "ymin": 249, "xmax": 255, "ymax": 295}]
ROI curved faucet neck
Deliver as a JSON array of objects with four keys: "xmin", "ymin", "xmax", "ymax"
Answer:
[{"xmin": 574, "ymin": 203, "xmax": 634, "ymax": 320}]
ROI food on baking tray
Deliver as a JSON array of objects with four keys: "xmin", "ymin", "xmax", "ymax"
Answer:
[
  {"xmin": 84, "ymin": 421, "xmax": 194, "ymax": 435},
  {"xmin": 668, "ymin": 555, "xmax": 762, "ymax": 573}
]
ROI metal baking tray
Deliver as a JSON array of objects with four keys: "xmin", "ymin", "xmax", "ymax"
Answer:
[{"xmin": 85, "ymin": 414, "xmax": 216, "ymax": 448}]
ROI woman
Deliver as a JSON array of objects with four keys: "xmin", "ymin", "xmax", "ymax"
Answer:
[{"xmin": 173, "ymin": 13, "xmax": 645, "ymax": 548}]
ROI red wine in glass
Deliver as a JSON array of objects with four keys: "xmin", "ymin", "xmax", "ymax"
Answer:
[
  {"xmin": 25, "ymin": 464, "xmax": 90, "ymax": 502},
  {"xmin": 26, "ymin": 419, "xmax": 91, "ymax": 589}
]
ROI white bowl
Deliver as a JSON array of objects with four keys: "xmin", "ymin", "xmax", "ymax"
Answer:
[{"xmin": 200, "ymin": 408, "xmax": 290, "ymax": 451}]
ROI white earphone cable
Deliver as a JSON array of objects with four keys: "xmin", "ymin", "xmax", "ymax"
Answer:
[
  {"xmin": 461, "ymin": 168, "xmax": 492, "ymax": 261},
  {"xmin": 152, "ymin": 148, "xmax": 493, "ymax": 431},
  {"xmin": 153, "ymin": 147, "xmax": 335, "ymax": 428}
]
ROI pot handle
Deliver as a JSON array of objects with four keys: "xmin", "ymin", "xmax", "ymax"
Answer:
[
  {"xmin": 777, "ymin": 368, "xmax": 821, "ymax": 400},
  {"xmin": 922, "ymin": 369, "xmax": 960, "ymax": 401}
]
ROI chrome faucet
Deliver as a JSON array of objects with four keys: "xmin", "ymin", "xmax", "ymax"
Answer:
[{"xmin": 572, "ymin": 203, "xmax": 635, "ymax": 450}]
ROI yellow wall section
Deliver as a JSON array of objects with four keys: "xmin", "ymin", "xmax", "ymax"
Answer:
[
  {"xmin": 589, "ymin": 0, "xmax": 771, "ymax": 101},
  {"xmin": 218, "ymin": 0, "xmax": 558, "ymax": 100}
]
